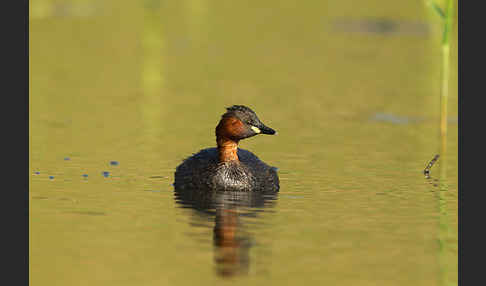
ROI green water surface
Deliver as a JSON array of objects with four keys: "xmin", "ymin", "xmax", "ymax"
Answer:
[{"xmin": 30, "ymin": 1, "xmax": 458, "ymax": 285}]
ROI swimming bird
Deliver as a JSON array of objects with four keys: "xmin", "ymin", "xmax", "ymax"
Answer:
[{"xmin": 174, "ymin": 105, "xmax": 279, "ymax": 192}]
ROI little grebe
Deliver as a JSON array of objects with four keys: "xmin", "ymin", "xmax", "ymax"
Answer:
[{"xmin": 174, "ymin": 105, "xmax": 279, "ymax": 192}]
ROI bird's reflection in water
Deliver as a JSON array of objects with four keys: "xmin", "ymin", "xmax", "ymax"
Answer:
[{"xmin": 174, "ymin": 188, "xmax": 278, "ymax": 277}]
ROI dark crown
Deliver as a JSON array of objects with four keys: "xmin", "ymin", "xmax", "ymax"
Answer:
[{"xmin": 226, "ymin": 105, "xmax": 255, "ymax": 114}]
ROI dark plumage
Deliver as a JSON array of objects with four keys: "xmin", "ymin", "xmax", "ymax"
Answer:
[
  {"xmin": 174, "ymin": 105, "xmax": 279, "ymax": 192},
  {"xmin": 175, "ymin": 148, "xmax": 279, "ymax": 192}
]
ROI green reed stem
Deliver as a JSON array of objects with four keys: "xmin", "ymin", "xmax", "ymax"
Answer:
[
  {"xmin": 439, "ymin": 44, "xmax": 449, "ymax": 184},
  {"xmin": 427, "ymin": 1, "xmax": 455, "ymax": 285},
  {"xmin": 439, "ymin": 1, "xmax": 454, "ymax": 284},
  {"xmin": 426, "ymin": 0, "xmax": 454, "ymax": 180},
  {"xmin": 438, "ymin": 0, "xmax": 454, "ymax": 184}
]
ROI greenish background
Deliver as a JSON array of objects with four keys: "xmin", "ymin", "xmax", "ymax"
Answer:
[{"xmin": 30, "ymin": 0, "xmax": 458, "ymax": 285}]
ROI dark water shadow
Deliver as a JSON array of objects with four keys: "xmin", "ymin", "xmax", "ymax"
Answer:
[
  {"xmin": 174, "ymin": 187, "xmax": 278, "ymax": 278},
  {"xmin": 331, "ymin": 18, "xmax": 430, "ymax": 37},
  {"xmin": 370, "ymin": 112, "xmax": 424, "ymax": 125}
]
